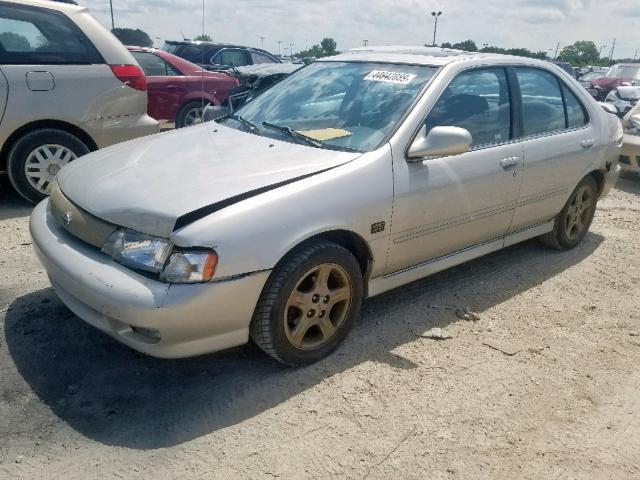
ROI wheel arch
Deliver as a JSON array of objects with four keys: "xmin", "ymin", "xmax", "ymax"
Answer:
[
  {"xmin": 587, "ymin": 169, "xmax": 605, "ymax": 196},
  {"xmin": 0, "ymin": 120, "xmax": 98, "ymax": 172},
  {"xmin": 276, "ymin": 229, "xmax": 374, "ymax": 295}
]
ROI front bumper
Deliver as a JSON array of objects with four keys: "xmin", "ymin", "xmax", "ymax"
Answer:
[
  {"xmin": 30, "ymin": 200, "xmax": 270, "ymax": 358},
  {"xmin": 619, "ymin": 134, "xmax": 640, "ymax": 174}
]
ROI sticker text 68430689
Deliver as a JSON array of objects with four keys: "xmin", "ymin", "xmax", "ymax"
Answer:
[{"xmin": 364, "ymin": 70, "xmax": 417, "ymax": 85}]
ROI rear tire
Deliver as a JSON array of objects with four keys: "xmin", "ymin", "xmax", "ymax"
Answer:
[
  {"xmin": 7, "ymin": 128, "xmax": 89, "ymax": 204},
  {"xmin": 175, "ymin": 101, "xmax": 210, "ymax": 128},
  {"xmin": 250, "ymin": 240, "xmax": 364, "ymax": 366},
  {"xmin": 540, "ymin": 176, "xmax": 598, "ymax": 250}
]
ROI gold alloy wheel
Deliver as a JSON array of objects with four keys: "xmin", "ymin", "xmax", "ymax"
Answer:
[
  {"xmin": 284, "ymin": 263, "xmax": 353, "ymax": 350},
  {"xmin": 565, "ymin": 184, "xmax": 595, "ymax": 240}
]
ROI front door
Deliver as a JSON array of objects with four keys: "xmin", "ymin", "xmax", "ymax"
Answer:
[{"xmin": 387, "ymin": 67, "xmax": 523, "ymax": 273}]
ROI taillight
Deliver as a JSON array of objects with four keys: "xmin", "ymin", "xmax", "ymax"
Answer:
[{"xmin": 110, "ymin": 65, "xmax": 147, "ymax": 91}]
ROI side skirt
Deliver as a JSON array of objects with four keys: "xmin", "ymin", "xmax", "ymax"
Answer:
[{"xmin": 367, "ymin": 220, "xmax": 554, "ymax": 298}]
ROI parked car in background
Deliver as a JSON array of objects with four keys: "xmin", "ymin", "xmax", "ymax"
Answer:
[
  {"xmin": 0, "ymin": 0, "xmax": 158, "ymax": 203},
  {"xmin": 604, "ymin": 83, "xmax": 640, "ymax": 117},
  {"xmin": 227, "ymin": 63, "xmax": 302, "ymax": 108},
  {"xmin": 552, "ymin": 61, "xmax": 577, "ymax": 78},
  {"xmin": 590, "ymin": 63, "xmax": 640, "ymax": 100},
  {"xmin": 31, "ymin": 47, "xmax": 621, "ymax": 365},
  {"xmin": 127, "ymin": 47, "xmax": 239, "ymax": 128},
  {"xmin": 618, "ymin": 103, "xmax": 640, "ymax": 175},
  {"xmin": 579, "ymin": 70, "xmax": 606, "ymax": 89},
  {"xmin": 162, "ymin": 41, "xmax": 281, "ymax": 71}
]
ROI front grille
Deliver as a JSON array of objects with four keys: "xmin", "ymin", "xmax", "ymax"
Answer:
[{"xmin": 50, "ymin": 182, "xmax": 117, "ymax": 248}]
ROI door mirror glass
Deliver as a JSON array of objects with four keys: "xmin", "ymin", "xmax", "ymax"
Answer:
[{"xmin": 407, "ymin": 125, "xmax": 472, "ymax": 160}]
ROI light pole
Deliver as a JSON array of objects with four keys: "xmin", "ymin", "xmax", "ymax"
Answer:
[
  {"xmin": 260, "ymin": 36, "xmax": 265, "ymax": 47},
  {"xmin": 431, "ymin": 11, "xmax": 442, "ymax": 47},
  {"xmin": 109, "ymin": 0, "xmax": 115, "ymax": 29},
  {"xmin": 290, "ymin": 42, "xmax": 294, "ymax": 57},
  {"xmin": 363, "ymin": 39, "xmax": 369, "ymax": 47},
  {"xmin": 277, "ymin": 40, "xmax": 283, "ymax": 56}
]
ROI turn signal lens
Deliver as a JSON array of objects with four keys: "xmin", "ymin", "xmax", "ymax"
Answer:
[{"xmin": 160, "ymin": 251, "xmax": 218, "ymax": 283}]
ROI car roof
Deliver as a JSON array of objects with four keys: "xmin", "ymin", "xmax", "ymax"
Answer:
[
  {"xmin": 321, "ymin": 45, "xmax": 539, "ymax": 67},
  {"xmin": 7, "ymin": 0, "xmax": 85, "ymax": 13}
]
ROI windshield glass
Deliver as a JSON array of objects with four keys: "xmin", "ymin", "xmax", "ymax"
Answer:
[
  {"xmin": 220, "ymin": 61, "xmax": 437, "ymax": 152},
  {"xmin": 607, "ymin": 65, "xmax": 640, "ymax": 79}
]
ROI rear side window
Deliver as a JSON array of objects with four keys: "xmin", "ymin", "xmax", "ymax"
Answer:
[
  {"xmin": 562, "ymin": 85, "xmax": 588, "ymax": 128},
  {"xmin": 131, "ymin": 51, "xmax": 180, "ymax": 76},
  {"xmin": 0, "ymin": 3, "xmax": 102, "ymax": 65},
  {"xmin": 425, "ymin": 68, "xmax": 511, "ymax": 147},
  {"xmin": 214, "ymin": 49, "xmax": 251, "ymax": 67},
  {"xmin": 251, "ymin": 51, "xmax": 277, "ymax": 64},
  {"xmin": 516, "ymin": 68, "xmax": 566, "ymax": 136}
]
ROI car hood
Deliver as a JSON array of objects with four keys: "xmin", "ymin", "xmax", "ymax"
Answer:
[{"xmin": 56, "ymin": 123, "xmax": 361, "ymax": 237}]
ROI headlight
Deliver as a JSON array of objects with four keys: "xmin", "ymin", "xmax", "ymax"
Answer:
[
  {"xmin": 102, "ymin": 228, "xmax": 173, "ymax": 273},
  {"xmin": 160, "ymin": 251, "xmax": 218, "ymax": 283}
]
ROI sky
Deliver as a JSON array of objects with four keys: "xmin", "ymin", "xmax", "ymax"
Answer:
[{"xmin": 79, "ymin": 0, "xmax": 640, "ymax": 59}]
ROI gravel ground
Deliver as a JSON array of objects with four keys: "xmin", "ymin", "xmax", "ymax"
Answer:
[{"xmin": 0, "ymin": 176, "xmax": 639, "ymax": 479}]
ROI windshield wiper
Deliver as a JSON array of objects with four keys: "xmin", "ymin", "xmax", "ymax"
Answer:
[
  {"xmin": 262, "ymin": 121, "xmax": 323, "ymax": 148},
  {"xmin": 226, "ymin": 113, "xmax": 258, "ymax": 132}
]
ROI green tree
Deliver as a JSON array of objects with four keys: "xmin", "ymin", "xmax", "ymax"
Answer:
[
  {"xmin": 299, "ymin": 37, "xmax": 338, "ymax": 58},
  {"xmin": 451, "ymin": 40, "xmax": 477, "ymax": 52},
  {"xmin": 440, "ymin": 42, "xmax": 453, "ymax": 48},
  {"xmin": 111, "ymin": 28, "xmax": 153, "ymax": 47},
  {"xmin": 0, "ymin": 32, "xmax": 31, "ymax": 50},
  {"xmin": 194, "ymin": 34, "xmax": 212, "ymax": 42},
  {"xmin": 558, "ymin": 41, "xmax": 600, "ymax": 67}
]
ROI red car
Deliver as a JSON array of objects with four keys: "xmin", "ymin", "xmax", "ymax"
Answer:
[
  {"xmin": 590, "ymin": 63, "xmax": 640, "ymax": 101},
  {"xmin": 127, "ymin": 47, "xmax": 239, "ymax": 128}
]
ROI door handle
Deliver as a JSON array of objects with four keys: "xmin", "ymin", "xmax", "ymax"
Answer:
[
  {"xmin": 581, "ymin": 139, "xmax": 595, "ymax": 149},
  {"xmin": 499, "ymin": 156, "xmax": 520, "ymax": 169}
]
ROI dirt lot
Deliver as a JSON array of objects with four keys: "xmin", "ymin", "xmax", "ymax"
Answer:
[{"xmin": 0, "ymin": 176, "xmax": 639, "ymax": 479}]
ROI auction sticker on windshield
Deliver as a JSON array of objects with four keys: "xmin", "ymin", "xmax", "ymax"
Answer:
[{"xmin": 364, "ymin": 70, "xmax": 417, "ymax": 85}]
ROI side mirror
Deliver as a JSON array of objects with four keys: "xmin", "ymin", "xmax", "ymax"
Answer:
[
  {"xmin": 202, "ymin": 104, "xmax": 231, "ymax": 123},
  {"xmin": 599, "ymin": 102, "xmax": 619, "ymax": 115},
  {"xmin": 407, "ymin": 125, "xmax": 472, "ymax": 160}
]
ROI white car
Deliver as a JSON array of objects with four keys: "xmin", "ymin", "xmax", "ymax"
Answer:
[
  {"xmin": 31, "ymin": 47, "xmax": 622, "ymax": 365},
  {"xmin": 0, "ymin": 0, "xmax": 158, "ymax": 202}
]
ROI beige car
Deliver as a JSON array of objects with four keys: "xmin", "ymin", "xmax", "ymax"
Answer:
[
  {"xmin": 0, "ymin": 0, "xmax": 158, "ymax": 203},
  {"xmin": 620, "ymin": 102, "xmax": 640, "ymax": 175}
]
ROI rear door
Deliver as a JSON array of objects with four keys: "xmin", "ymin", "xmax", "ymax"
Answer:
[
  {"xmin": 508, "ymin": 67, "xmax": 594, "ymax": 232},
  {"xmin": 131, "ymin": 50, "xmax": 184, "ymax": 120}
]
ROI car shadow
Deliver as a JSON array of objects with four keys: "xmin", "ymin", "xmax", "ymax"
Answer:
[
  {"xmin": 0, "ymin": 178, "xmax": 33, "ymax": 220},
  {"xmin": 615, "ymin": 175, "xmax": 640, "ymax": 195},
  {"xmin": 5, "ymin": 234, "xmax": 603, "ymax": 449}
]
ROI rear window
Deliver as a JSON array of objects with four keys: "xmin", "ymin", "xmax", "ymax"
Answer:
[
  {"xmin": 0, "ymin": 2, "xmax": 102, "ymax": 65},
  {"xmin": 163, "ymin": 43, "xmax": 211, "ymax": 63}
]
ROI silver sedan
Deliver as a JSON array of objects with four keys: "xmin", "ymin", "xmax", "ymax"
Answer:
[{"xmin": 30, "ymin": 46, "xmax": 622, "ymax": 365}]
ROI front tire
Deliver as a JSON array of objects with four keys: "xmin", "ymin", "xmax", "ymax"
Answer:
[
  {"xmin": 7, "ymin": 128, "xmax": 89, "ymax": 204},
  {"xmin": 250, "ymin": 240, "xmax": 364, "ymax": 366},
  {"xmin": 540, "ymin": 176, "xmax": 598, "ymax": 250}
]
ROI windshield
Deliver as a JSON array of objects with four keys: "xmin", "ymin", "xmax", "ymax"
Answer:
[
  {"xmin": 162, "ymin": 43, "xmax": 209, "ymax": 63},
  {"xmin": 607, "ymin": 65, "xmax": 640, "ymax": 79},
  {"xmin": 220, "ymin": 61, "xmax": 437, "ymax": 152}
]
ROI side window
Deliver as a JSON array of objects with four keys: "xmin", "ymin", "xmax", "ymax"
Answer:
[
  {"xmin": 131, "ymin": 51, "xmax": 167, "ymax": 76},
  {"xmin": 0, "ymin": 4, "xmax": 102, "ymax": 65},
  {"xmin": 562, "ymin": 84, "xmax": 588, "ymax": 128},
  {"xmin": 219, "ymin": 49, "xmax": 251, "ymax": 67},
  {"xmin": 516, "ymin": 68, "xmax": 565, "ymax": 136},
  {"xmin": 251, "ymin": 51, "xmax": 276, "ymax": 64},
  {"xmin": 166, "ymin": 62, "xmax": 181, "ymax": 76},
  {"xmin": 425, "ymin": 68, "xmax": 511, "ymax": 147}
]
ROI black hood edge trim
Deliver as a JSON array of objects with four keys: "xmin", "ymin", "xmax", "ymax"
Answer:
[{"xmin": 173, "ymin": 162, "xmax": 349, "ymax": 231}]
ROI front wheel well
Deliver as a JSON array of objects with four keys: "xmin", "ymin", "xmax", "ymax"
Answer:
[
  {"xmin": 0, "ymin": 120, "xmax": 97, "ymax": 171},
  {"xmin": 306, "ymin": 230, "xmax": 374, "ymax": 286}
]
